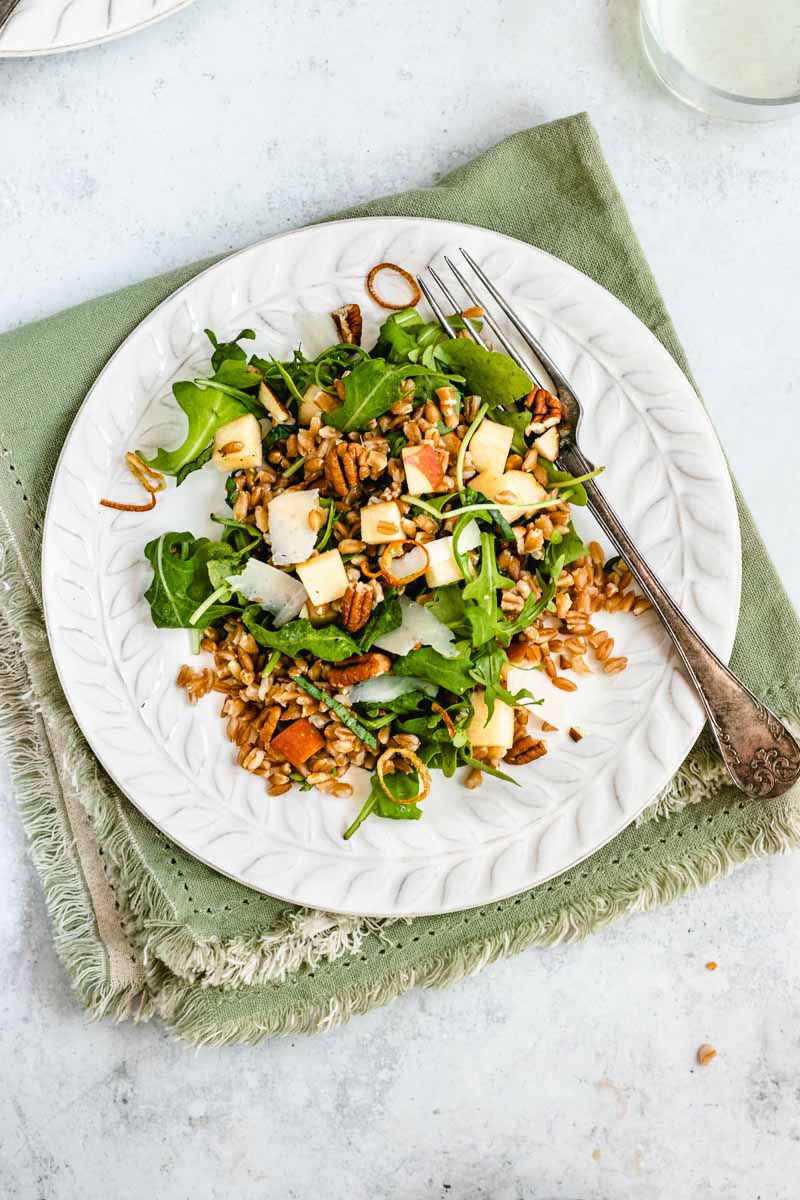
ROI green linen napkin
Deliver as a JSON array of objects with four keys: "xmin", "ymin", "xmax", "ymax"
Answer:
[{"xmin": 2, "ymin": 113, "xmax": 798, "ymax": 1044}]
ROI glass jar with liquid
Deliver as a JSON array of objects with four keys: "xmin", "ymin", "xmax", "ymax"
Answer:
[{"xmin": 640, "ymin": 0, "xmax": 800, "ymax": 120}]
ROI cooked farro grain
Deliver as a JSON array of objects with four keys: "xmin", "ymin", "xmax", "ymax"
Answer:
[{"xmin": 604, "ymin": 657, "xmax": 629, "ymax": 675}]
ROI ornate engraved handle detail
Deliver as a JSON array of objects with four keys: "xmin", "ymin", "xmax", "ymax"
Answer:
[{"xmin": 561, "ymin": 445, "xmax": 800, "ymax": 800}]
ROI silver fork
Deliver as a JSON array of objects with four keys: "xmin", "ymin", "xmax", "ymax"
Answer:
[
  {"xmin": 0, "ymin": 0, "xmax": 23, "ymax": 32},
  {"xmin": 419, "ymin": 250, "xmax": 800, "ymax": 800}
]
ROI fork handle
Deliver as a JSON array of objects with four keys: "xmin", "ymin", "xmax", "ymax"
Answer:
[{"xmin": 558, "ymin": 445, "xmax": 800, "ymax": 799}]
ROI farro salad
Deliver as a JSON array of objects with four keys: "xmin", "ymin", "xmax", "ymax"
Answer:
[{"xmin": 108, "ymin": 266, "xmax": 647, "ymax": 838}]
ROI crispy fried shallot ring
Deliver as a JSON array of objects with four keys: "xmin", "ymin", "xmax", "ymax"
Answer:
[
  {"xmin": 366, "ymin": 262, "xmax": 422, "ymax": 311},
  {"xmin": 431, "ymin": 702, "xmax": 456, "ymax": 738},
  {"xmin": 100, "ymin": 452, "xmax": 166, "ymax": 512},
  {"xmin": 376, "ymin": 746, "xmax": 431, "ymax": 806},
  {"xmin": 378, "ymin": 538, "xmax": 430, "ymax": 587}
]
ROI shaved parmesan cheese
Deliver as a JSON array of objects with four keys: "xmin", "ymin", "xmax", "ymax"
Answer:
[
  {"xmin": 268, "ymin": 489, "xmax": 320, "ymax": 565},
  {"xmin": 375, "ymin": 596, "xmax": 458, "ymax": 659},
  {"xmin": 226, "ymin": 558, "xmax": 307, "ymax": 628},
  {"xmin": 348, "ymin": 674, "xmax": 439, "ymax": 704}
]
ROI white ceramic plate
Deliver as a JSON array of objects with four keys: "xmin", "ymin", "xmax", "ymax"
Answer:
[
  {"xmin": 0, "ymin": 0, "xmax": 196, "ymax": 56},
  {"xmin": 41, "ymin": 217, "xmax": 741, "ymax": 916}
]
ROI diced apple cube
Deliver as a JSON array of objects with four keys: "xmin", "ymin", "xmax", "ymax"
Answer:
[
  {"xmin": 259, "ymin": 382, "xmax": 294, "ymax": 425},
  {"xmin": 271, "ymin": 718, "xmax": 325, "ymax": 768},
  {"xmin": 471, "ymin": 468, "xmax": 548, "ymax": 521},
  {"xmin": 360, "ymin": 500, "xmax": 404, "ymax": 544},
  {"xmin": 424, "ymin": 538, "xmax": 463, "ymax": 588},
  {"xmin": 468, "ymin": 691, "xmax": 515, "ymax": 749},
  {"xmin": 423, "ymin": 520, "xmax": 482, "ymax": 588},
  {"xmin": 211, "ymin": 414, "xmax": 263, "ymax": 472},
  {"xmin": 296, "ymin": 550, "xmax": 349, "ymax": 606},
  {"xmin": 401, "ymin": 444, "xmax": 448, "ymax": 495},
  {"xmin": 299, "ymin": 384, "xmax": 332, "ymax": 426},
  {"xmin": 468, "ymin": 418, "xmax": 513, "ymax": 475},
  {"xmin": 533, "ymin": 426, "xmax": 560, "ymax": 462}
]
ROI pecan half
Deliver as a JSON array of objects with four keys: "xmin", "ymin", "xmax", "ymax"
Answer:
[
  {"xmin": 524, "ymin": 386, "xmax": 561, "ymax": 433},
  {"xmin": 324, "ymin": 442, "xmax": 365, "ymax": 497},
  {"xmin": 505, "ymin": 735, "xmax": 548, "ymax": 765},
  {"xmin": 328, "ymin": 652, "xmax": 391, "ymax": 687},
  {"xmin": 331, "ymin": 303, "xmax": 363, "ymax": 346},
  {"xmin": 341, "ymin": 582, "xmax": 374, "ymax": 633}
]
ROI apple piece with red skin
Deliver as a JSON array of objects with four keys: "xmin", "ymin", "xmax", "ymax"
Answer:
[
  {"xmin": 401, "ymin": 443, "xmax": 448, "ymax": 495},
  {"xmin": 271, "ymin": 718, "xmax": 325, "ymax": 769}
]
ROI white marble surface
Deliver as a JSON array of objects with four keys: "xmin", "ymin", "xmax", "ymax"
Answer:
[{"xmin": 1, "ymin": 1, "xmax": 799, "ymax": 1197}]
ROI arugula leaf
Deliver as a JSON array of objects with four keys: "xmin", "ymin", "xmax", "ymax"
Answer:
[
  {"xmin": 426, "ymin": 584, "xmax": 468, "ymax": 635},
  {"xmin": 461, "ymin": 754, "xmax": 520, "ymax": 786},
  {"xmin": 207, "ymin": 516, "xmax": 262, "ymax": 562},
  {"xmin": 342, "ymin": 771, "xmax": 423, "ymax": 839},
  {"xmin": 242, "ymin": 610, "xmax": 361, "ymax": 662},
  {"xmin": 205, "ymin": 327, "xmax": 255, "ymax": 372},
  {"xmin": 469, "ymin": 642, "xmax": 539, "ymax": 717},
  {"xmin": 269, "ymin": 356, "xmax": 305, "ymax": 407},
  {"xmin": 212, "ymin": 358, "xmax": 263, "ymax": 391},
  {"xmin": 292, "ymin": 677, "xmax": 378, "ymax": 751},
  {"xmin": 494, "ymin": 582, "xmax": 556, "ymax": 645},
  {"xmin": 371, "ymin": 308, "xmax": 447, "ymax": 364},
  {"xmin": 462, "ymin": 532, "xmax": 514, "ymax": 647},
  {"xmin": 385, "ymin": 429, "xmax": 408, "ymax": 457},
  {"xmin": 175, "ymin": 443, "xmax": 213, "ymax": 486},
  {"xmin": 493, "ymin": 407, "xmax": 530, "ymax": 455},
  {"xmin": 225, "ymin": 473, "xmax": 240, "ymax": 509},
  {"xmin": 410, "ymin": 702, "xmax": 473, "ymax": 777},
  {"xmin": 437, "ymin": 339, "xmax": 532, "ymax": 408},
  {"xmin": 537, "ymin": 459, "xmax": 589, "ymax": 507},
  {"xmin": 541, "ymin": 521, "xmax": 588, "ymax": 583},
  {"xmin": 468, "ymin": 642, "xmax": 505, "ymax": 711},
  {"xmin": 356, "ymin": 689, "xmax": 430, "ymax": 721},
  {"xmin": 143, "ymin": 532, "xmax": 245, "ymax": 629},
  {"xmin": 327, "ymin": 358, "xmax": 453, "ymax": 433},
  {"xmin": 358, "ymin": 591, "xmax": 402, "ymax": 651},
  {"xmin": 326, "ymin": 359, "xmax": 408, "ymax": 432},
  {"xmin": 312, "ymin": 344, "xmax": 368, "ymax": 392},
  {"xmin": 406, "ymin": 372, "xmax": 461, "ymax": 404},
  {"xmin": 462, "ymin": 486, "xmax": 516, "ymax": 543},
  {"xmin": 315, "ymin": 497, "xmax": 337, "ymax": 552},
  {"xmin": 139, "ymin": 381, "xmax": 248, "ymax": 476},
  {"xmin": 395, "ymin": 644, "xmax": 473, "ymax": 695},
  {"xmin": 398, "ymin": 700, "xmax": 470, "ymax": 745},
  {"xmin": 252, "ymin": 348, "xmax": 318, "ymax": 403},
  {"xmin": 192, "ymin": 377, "xmax": 266, "ymax": 418},
  {"xmin": 263, "ymin": 423, "xmax": 294, "ymax": 451}
]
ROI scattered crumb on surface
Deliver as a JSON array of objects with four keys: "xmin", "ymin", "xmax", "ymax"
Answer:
[
  {"xmin": 592, "ymin": 1149, "xmax": 602, "ymax": 1163},
  {"xmin": 541, "ymin": 720, "xmax": 558, "ymax": 732},
  {"xmin": 697, "ymin": 1043, "xmax": 717, "ymax": 1066},
  {"xmin": 706, "ymin": 961, "xmax": 718, "ymax": 970},
  {"xmin": 568, "ymin": 726, "xmax": 583, "ymax": 742}
]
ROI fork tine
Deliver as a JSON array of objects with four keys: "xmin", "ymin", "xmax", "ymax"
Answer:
[
  {"xmin": 443, "ymin": 255, "xmax": 543, "ymax": 387},
  {"xmin": 460, "ymin": 247, "xmax": 567, "ymax": 389},
  {"xmin": 416, "ymin": 275, "xmax": 457, "ymax": 338},
  {"xmin": 426, "ymin": 267, "xmax": 490, "ymax": 349}
]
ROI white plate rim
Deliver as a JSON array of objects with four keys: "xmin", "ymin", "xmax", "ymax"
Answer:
[
  {"xmin": 0, "ymin": 0, "xmax": 197, "ymax": 57},
  {"xmin": 40, "ymin": 214, "xmax": 742, "ymax": 916}
]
